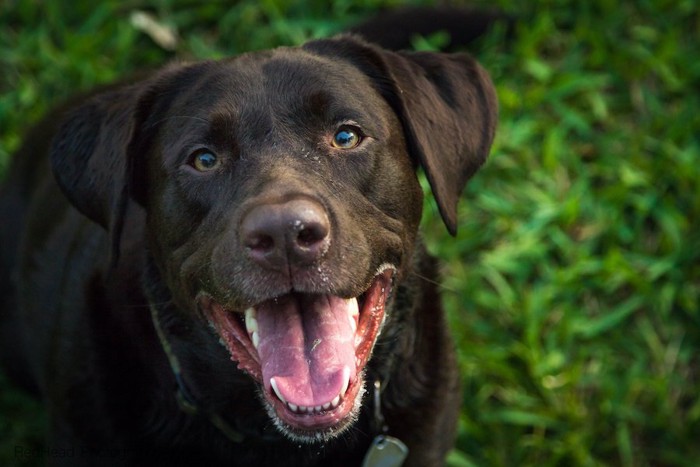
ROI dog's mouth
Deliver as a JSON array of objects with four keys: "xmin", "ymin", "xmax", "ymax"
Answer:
[{"xmin": 200, "ymin": 265, "xmax": 395, "ymax": 439}]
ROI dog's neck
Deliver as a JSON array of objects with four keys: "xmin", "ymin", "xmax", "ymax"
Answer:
[{"xmin": 142, "ymin": 253, "xmax": 283, "ymax": 443}]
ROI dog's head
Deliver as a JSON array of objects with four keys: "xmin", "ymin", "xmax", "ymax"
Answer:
[{"xmin": 50, "ymin": 36, "xmax": 496, "ymax": 442}]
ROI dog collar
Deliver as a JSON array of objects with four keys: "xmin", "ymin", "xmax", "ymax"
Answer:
[{"xmin": 149, "ymin": 303, "xmax": 247, "ymax": 443}]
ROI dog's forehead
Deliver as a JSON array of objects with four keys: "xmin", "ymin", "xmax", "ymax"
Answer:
[
  {"xmin": 169, "ymin": 47, "xmax": 386, "ymax": 121},
  {"xmin": 249, "ymin": 47, "xmax": 377, "ymax": 100}
]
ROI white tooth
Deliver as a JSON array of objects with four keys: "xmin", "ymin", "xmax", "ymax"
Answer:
[
  {"xmin": 252, "ymin": 331, "xmax": 260, "ymax": 349},
  {"xmin": 299, "ymin": 405, "xmax": 308, "ymax": 413},
  {"xmin": 322, "ymin": 402, "xmax": 331, "ymax": 410},
  {"xmin": 346, "ymin": 298, "xmax": 359, "ymax": 332},
  {"xmin": 348, "ymin": 298, "xmax": 360, "ymax": 332},
  {"xmin": 314, "ymin": 405, "xmax": 323, "ymax": 412},
  {"xmin": 340, "ymin": 367, "xmax": 350, "ymax": 395},
  {"xmin": 270, "ymin": 377, "xmax": 286, "ymax": 403},
  {"xmin": 245, "ymin": 308, "xmax": 258, "ymax": 333},
  {"xmin": 347, "ymin": 298, "xmax": 359, "ymax": 317},
  {"xmin": 330, "ymin": 395, "xmax": 340, "ymax": 408},
  {"xmin": 288, "ymin": 402, "xmax": 298, "ymax": 412}
]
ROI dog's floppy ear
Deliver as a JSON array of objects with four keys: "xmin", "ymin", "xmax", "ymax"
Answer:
[
  {"xmin": 304, "ymin": 36, "xmax": 498, "ymax": 235},
  {"xmin": 51, "ymin": 86, "xmax": 139, "ymax": 231},
  {"xmin": 50, "ymin": 64, "xmax": 200, "ymax": 263},
  {"xmin": 50, "ymin": 84, "xmax": 144, "ymax": 265}
]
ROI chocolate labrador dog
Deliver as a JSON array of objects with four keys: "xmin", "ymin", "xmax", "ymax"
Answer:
[{"xmin": 0, "ymin": 8, "xmax": 497, "ymax": 467}]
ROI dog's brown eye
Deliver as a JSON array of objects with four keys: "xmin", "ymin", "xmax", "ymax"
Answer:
[
  {"xmin": 191, "ymin": 150, "xmax": 220, "ymax": 172},
  {"xmin": 332, "ymin": 126, "xmax": 361, "ymax": 149}
]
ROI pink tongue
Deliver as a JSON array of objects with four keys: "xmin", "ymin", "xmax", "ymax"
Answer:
[{"xmin": 256, "ymin": 295, "xmax": 357, "ymax": 407}]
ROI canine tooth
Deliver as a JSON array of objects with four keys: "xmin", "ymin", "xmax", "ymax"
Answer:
[
  {"xmin": 288, "ymin": 402, "xmax": 298, "ymax": 412},
  {"xmin": 270, "ymin": 377, "xmax": 286, "ymax": 403},
  {"xmin": 252, "ymin": 331, "xmax": 260, "ymax": 349},
  {"xmin": 346, "ymin": 298, "xmax": 359, "ymax": 332},
  {"xmin": 347, "ymin": 298, "xmax": 359, "ymax": 316},
  {"xmin": 322, "ymin": 402, "xmax": 331, "ymax": 410},
  {"xmin": 340, "ymin": 367, "xmax": 350, "ymax": 395},
  {"xmin": 330, "ymin": 395, "xmax": 340, "ymax": 408},
  {"xmin": 245, "ymin": 308, "xmax": 258, "ymax": 333}
]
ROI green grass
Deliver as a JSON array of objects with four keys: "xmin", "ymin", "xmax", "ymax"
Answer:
[{"xmin": 1, "ymin": 0, "xmax": 699, "ymax": 465}]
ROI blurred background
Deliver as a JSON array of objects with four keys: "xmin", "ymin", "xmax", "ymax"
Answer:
[{"xmin": 1, "ymin": 0, "xmax": 698, "ymax": 465}]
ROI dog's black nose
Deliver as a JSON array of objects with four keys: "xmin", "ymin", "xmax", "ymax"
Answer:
[{"xmin": 240, "ymin": 197, "xmax": 331, "ymax": 270}]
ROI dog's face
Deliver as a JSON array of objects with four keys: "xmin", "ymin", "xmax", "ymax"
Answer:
[
  {"xmin": 141, "ymin": 50, "xmax": 424, "ymax": 439},
  {"xmin": 50, "ymin": 36, "xmax": 497, "ymax": 442}
]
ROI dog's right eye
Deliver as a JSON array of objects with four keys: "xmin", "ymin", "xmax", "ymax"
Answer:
[
  {"xmin": 332, "ymin": 126, "xmax": 362, "ymax": 149},
  {"xmin": 190, "ymin": 150, "xmax": 221, "ymax": 172}
]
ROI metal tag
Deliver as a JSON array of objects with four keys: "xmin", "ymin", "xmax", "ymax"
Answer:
[{"xmin": 361, "ymin": 435, "xmax": 409, "ymax": 467}]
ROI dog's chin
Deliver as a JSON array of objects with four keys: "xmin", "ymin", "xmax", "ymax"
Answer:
[
  {"xmin": 260, "ymin": 374, "xmax": 367, "ymax": 443},
  {"xmin": 199, "ymin": 265, "xmax": 395, "ymax": 441}
]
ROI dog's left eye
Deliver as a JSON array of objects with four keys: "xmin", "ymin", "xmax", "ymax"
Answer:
[
  {"xmin": 190, "ymin": 150, "xmax": 221, "ymax": 172},
  {"xmin": 332, "ymin": 126, "xmax": 361, "ymax": 149}
]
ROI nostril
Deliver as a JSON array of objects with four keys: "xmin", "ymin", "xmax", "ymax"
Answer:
[
  {"xmin": 296, "ymin": 223, "xmax": 328, "ymax": 248},
  {"xmin": 246, "ymin": 232, "xmax": 274, "ymax": 252}
]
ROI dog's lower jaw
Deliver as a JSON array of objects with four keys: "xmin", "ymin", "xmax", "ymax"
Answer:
[{"xmin": 261, "ymin": 374, "xmax": 367, "ymax": 443}]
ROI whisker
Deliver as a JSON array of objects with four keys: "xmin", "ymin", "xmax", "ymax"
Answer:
[{"xmin": 409, "ymin": 270, "xmax": 458, "ymax": 294}]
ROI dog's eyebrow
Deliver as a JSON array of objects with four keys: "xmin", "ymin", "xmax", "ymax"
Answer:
[{"xmin": 148, "ymin": 114, "xmax": 211, "ymax": 128}]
